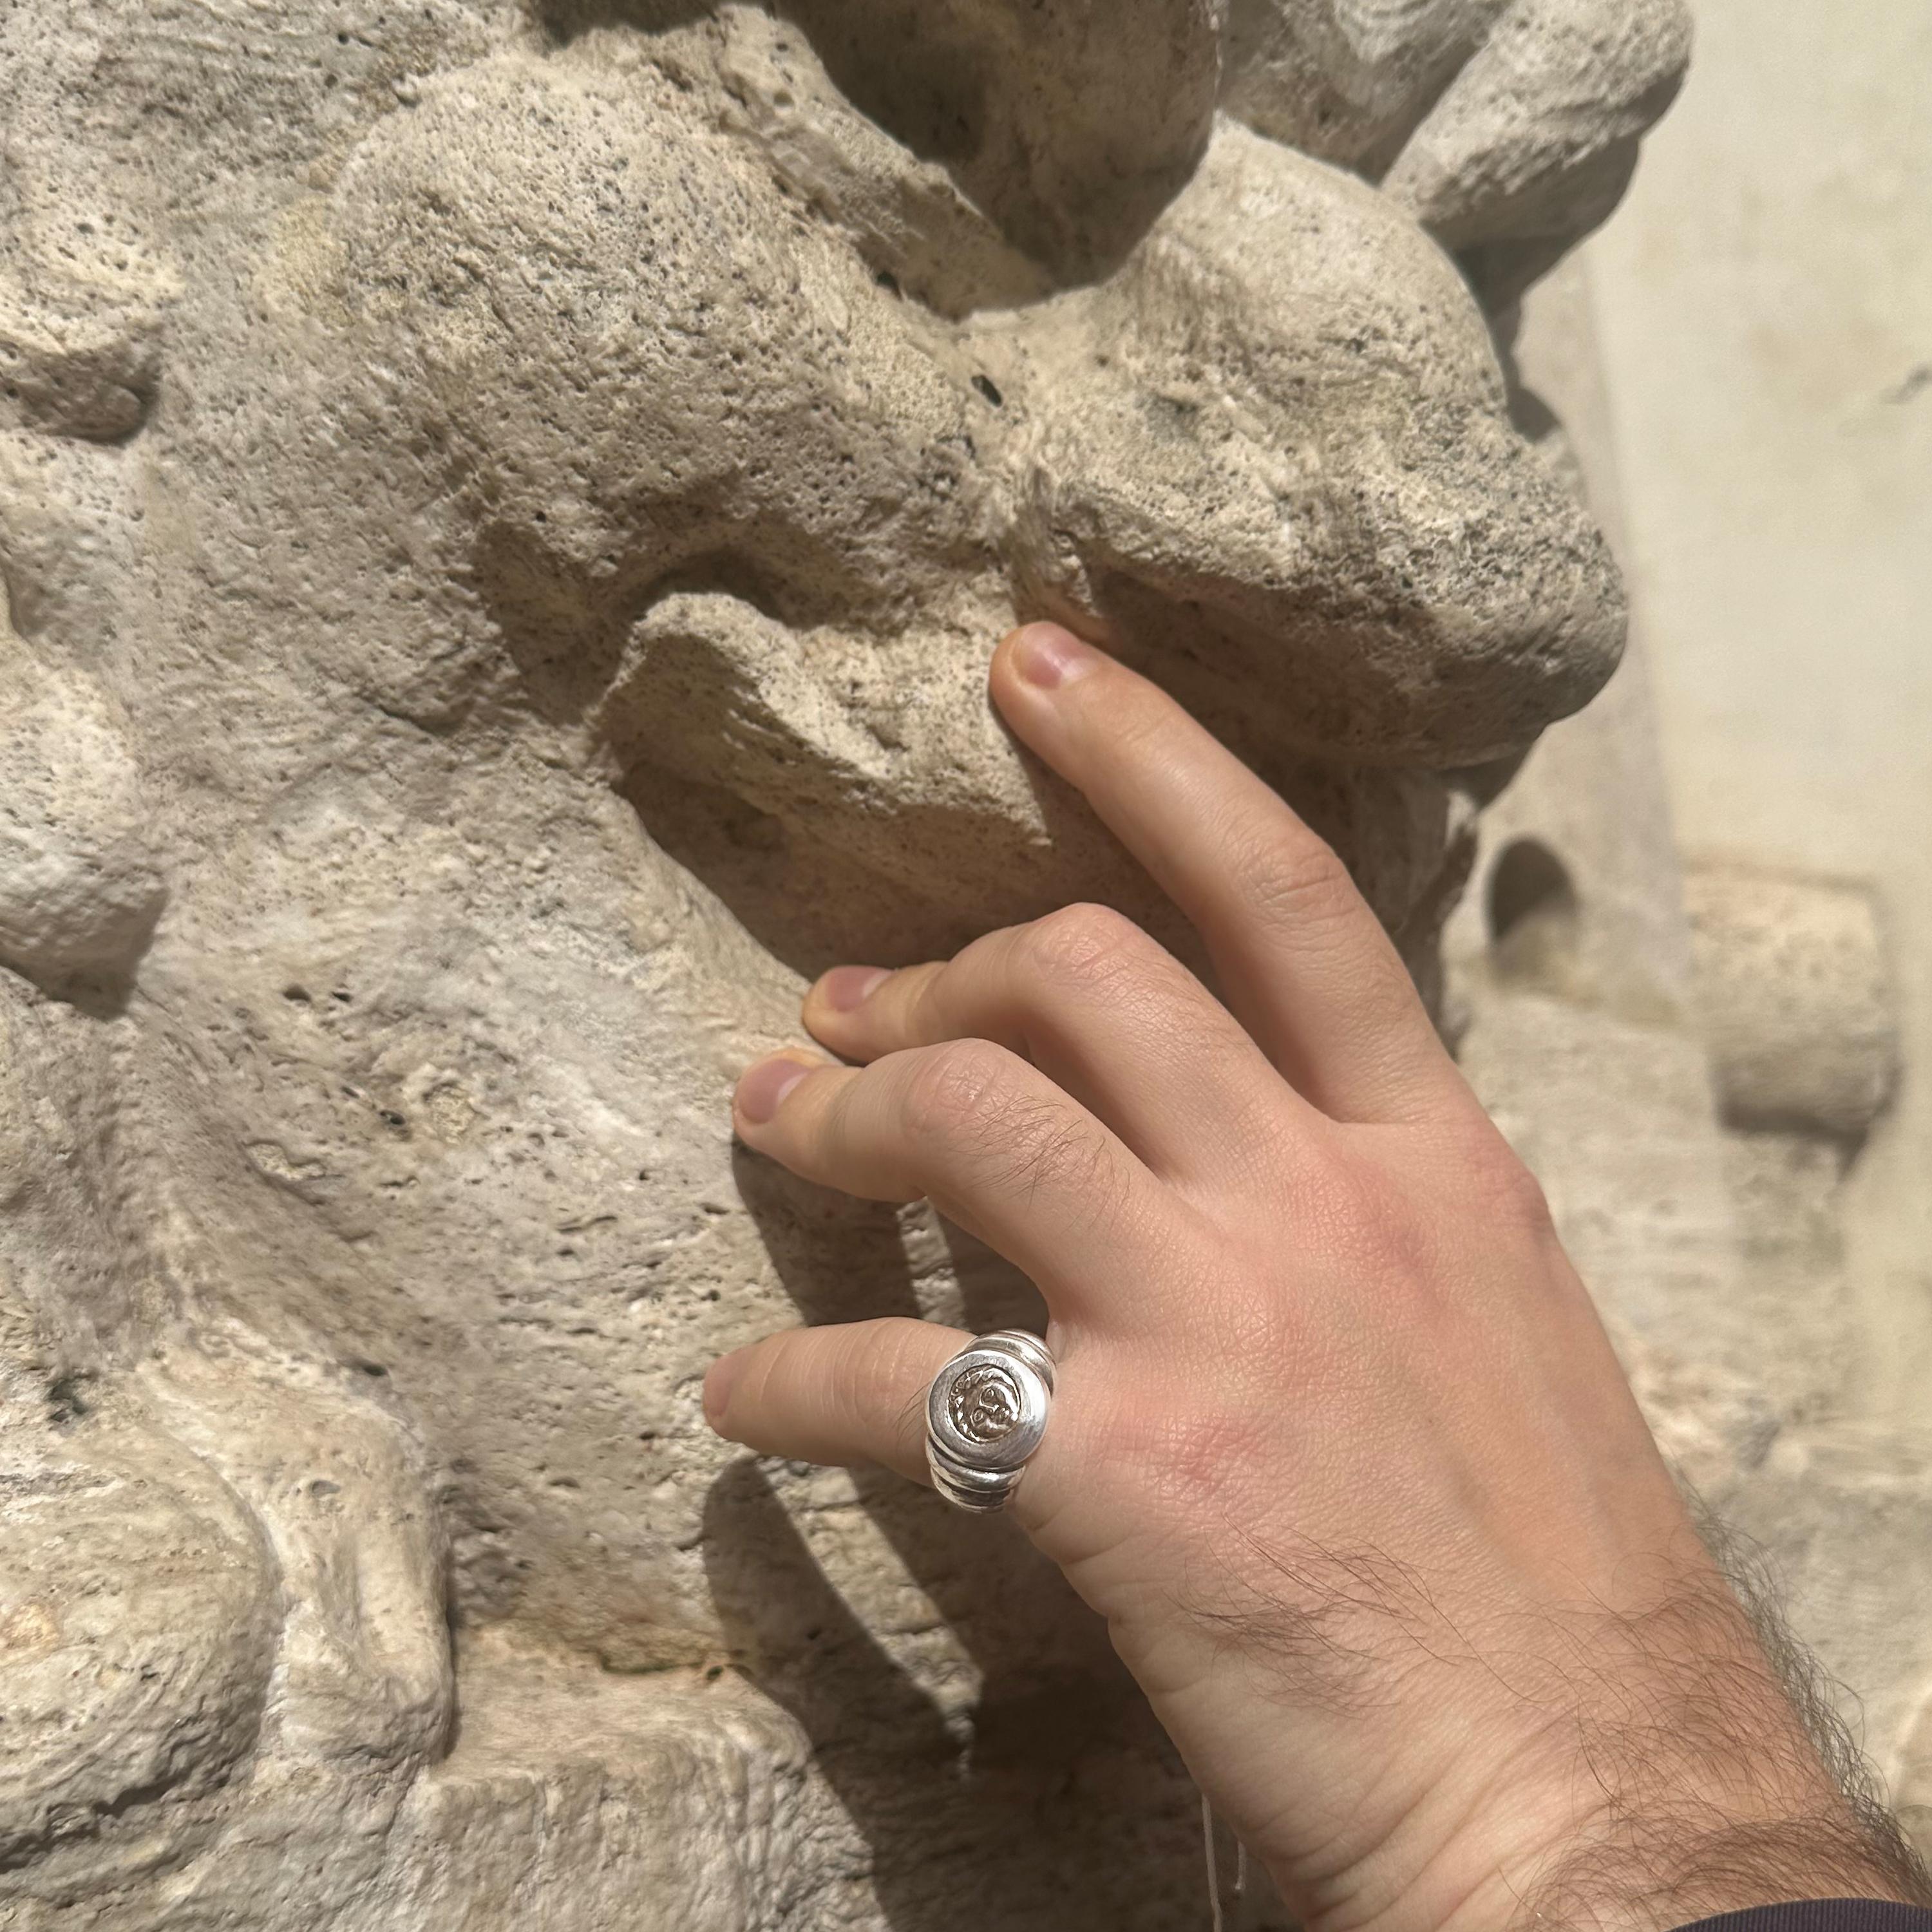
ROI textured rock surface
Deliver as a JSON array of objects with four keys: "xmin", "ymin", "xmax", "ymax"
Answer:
[
  {"xmin": 1224, "ymin": 0, "xmax": 1692, "ymax": 304},
  {"xmin": 0, "ymin": 3, "xmax": 1738, "ymax": 1927},
  {"xmin": 0, "ymin": 579, "xmax": 164, "ymax": 1002},
  {"xmin": 1684, "ymin": 862, "xmax": 1900, "ymax": 1142}
]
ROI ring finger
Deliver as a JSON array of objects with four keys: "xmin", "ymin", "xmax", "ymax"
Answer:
[
  {"xmin": 703, "ymin": 1316, "xmax": 1084, "ymax": 1538},
  {"xmin": 799, "ymin": 903, "xmax": 1289, "ymax": 1188},
  {"xmin": 705, "ymin": 1316, "xmax": 967, "ymax": 1485}
]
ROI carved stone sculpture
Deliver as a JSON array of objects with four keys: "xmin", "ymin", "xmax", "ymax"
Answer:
[{"xmin": 46, "ymin": 3, "xmax": 1929, "ymax": 1926}]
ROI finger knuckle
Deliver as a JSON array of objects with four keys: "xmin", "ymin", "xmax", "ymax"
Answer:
[
  {"xmin": 900, "ymin": 1040, "xmax": 1114, "ymax": 1208},
  {"xmin": 899, "ymin": 1038, "xmax": 1028, "ymax": 1148},
  {"xmin": 1018, "ymin": 902, "xmax": 1149, "ymax": 994},
  {"xmin": 891, "ymin": 960, "xmax": 952, "ymax": 1037},
  {"xmin": 991, "ymin": 1104, "xmax": 1117, "ymax": 1209},
  {"xmin": 1454, "ymin": 1121, "xmax": 1555, "ymax": 1235},
  {"xmin": 1228, "ymin": 824, "xmax": 1363, "ymax": 940},
  {"xmin": 852, "ymin": 1321, "xmax": 920, "ymax": 1399},
  {"xmin": 735, "ymin": 1335, "xmax": 793, "ymax": 1417},
  {"xmin": 1105, "ymin": 686, "xmax": 1175, "ymax": 758},
  {"xmin": 1309, "ymin": 1148, "xmax": 1429, "ymax": 1280},
  {"xmin": 857, "ymin": 1325, "xmax": 943, "ymax": 1439}
]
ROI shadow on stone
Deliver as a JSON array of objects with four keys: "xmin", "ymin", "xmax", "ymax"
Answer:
[{"xmin": 703, "ymin": 1458, "xmax": 1215, "ymax": 1930}]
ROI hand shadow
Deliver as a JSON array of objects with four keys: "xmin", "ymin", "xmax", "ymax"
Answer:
[
  {"xmin": 705, "ymin": 1457, "xmax": 1228, "ymax": 1929},
  {"xmin": 714, "ymin": 1148, "xmax": 1252, "ymax": 1927}
]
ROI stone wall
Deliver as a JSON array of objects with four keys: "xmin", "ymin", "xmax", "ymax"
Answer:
[{"xmin": 12, "ymin": 5, "xmax": 1918, "ymax": 1929}]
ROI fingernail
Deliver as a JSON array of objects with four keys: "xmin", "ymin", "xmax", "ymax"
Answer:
[
  {"xmin": 817, "ymin": 965, "xmax": 890, "ymax": 1012},
  {"xmin": 737, "ymin": 1054, "xmax": 813, "ymax": 1126},
  {"xmin": 1010, "ymin": 622, "xmax": 1096, "ymax": 690},
  {"xmin": 703, "ymin": 1350, "xmax": 747, "ymax": 1430}
]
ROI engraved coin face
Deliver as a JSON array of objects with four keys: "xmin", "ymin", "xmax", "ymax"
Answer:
[
  {"xmin": 947, "ymin": 1363, "xmax": 1023, "ymax": 1446},
  {"xmin": 928, "ymin": 1338, "xmax": 1051, "ymax": 1472}
]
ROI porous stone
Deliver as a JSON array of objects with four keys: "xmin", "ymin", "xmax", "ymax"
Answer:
[
  {"xmin": 0, "ymin": 3, "xmax": 1709, "ymax": 1926},
  {"xmin": 1684, "ymin": 860, "xmax": 1901, "ymax": 1143},
  {"xmin": 1225, "ymin": 0, "xmax": 1692, "ymax": 304},
  {"xmin": 0, "ymin": 583, "xmax": 164, "ymax": 1003}
]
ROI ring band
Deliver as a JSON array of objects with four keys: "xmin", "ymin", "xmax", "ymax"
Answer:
[{"xmin": 925, "ymin": 1329, "xmax": 1056, "ymax": 1514}]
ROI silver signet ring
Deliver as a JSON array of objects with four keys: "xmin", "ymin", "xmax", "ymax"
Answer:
[{"xmin": 925, "ymin": 1329, "xmax": 1056, "ymax": 1515}]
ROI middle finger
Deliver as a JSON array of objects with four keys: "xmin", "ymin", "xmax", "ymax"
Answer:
[{"xmin": 800, "ymin": 903, "xmax": 1287, "ymax": 1188}]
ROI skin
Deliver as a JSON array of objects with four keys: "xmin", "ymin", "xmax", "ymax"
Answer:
[{"xmin": 705, "ymin": 623, "xmax": 1928, "ymax": 1932}]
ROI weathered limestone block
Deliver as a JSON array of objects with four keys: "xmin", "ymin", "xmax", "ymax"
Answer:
[
  {"xmin": 0, "ymin": 1396, "xmax": 276, "ymax": 1883},
  {"xmin": 0, "ymin": 582, "xmax": 164, "ymax": 1001},
  {"xmin": 0, "ymin": 3, "xmax": 1688, "ymax": 1925},
  {"xmin": 0, "ymin": 285, "xmax": 161, "ymax": 444},
  {"xmin": 1685, "ymin": 861, "xmax": 1901, "ymax": 1143},
  {"xmin": 770, "ymin": 0, "xmax": 1227, "ymax": 279},
  {"xmin": 1225, "ymin": 0, "xmax": 1692, "ymax": 303},
  {"xmin": 372, "ymin": 1634, "xmax": 822, "ymax": 1931},
  {"xmin": 707, "ymin": 9, "xmax": 1054, "ymax": 316},
  {"xmin": 1379, "ymin": 0, "xmax": 1693, "ymax": 301},
  {"xmin": 1225, "ymin": 0, "xmax": 1513, "ymax": 172},
  {"xmin": 1004, "ymin": 120, "xmax": 1624, "ymax": 769}
]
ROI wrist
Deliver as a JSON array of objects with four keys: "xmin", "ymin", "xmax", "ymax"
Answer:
[
  {"xmin": 1498, "ymin": 1576, "xmax": 1932, "ymax": 1932},
  {"xmin": 1269, "ymin": 1571, "xmax": 1930, "ymax": 1932},
  {"xmin": 1417, "ymin": 1700, "xmax": 1929, "ymax": 1932},
  {"xmin": 1320, "ymin": 1767, "xmax": 1929, "ymax": 1932},
  {"xmin": 1517, "ymin": 1811, "xmax": 1929, "ymax": 1932}
]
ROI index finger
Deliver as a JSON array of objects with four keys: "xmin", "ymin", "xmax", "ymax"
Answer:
[{"xmin": 989, "ymin": 623, "xmax": 1464, "ymax": 1124}]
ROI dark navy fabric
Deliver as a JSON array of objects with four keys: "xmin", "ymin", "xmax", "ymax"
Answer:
[{"xmin": 1672, "ymin": 1904, "xmax": 1932, "ymax": 1932}]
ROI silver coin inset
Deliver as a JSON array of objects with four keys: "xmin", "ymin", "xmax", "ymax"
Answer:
[
  {"xmin": 948, "ymin": 1363, "xmax": 1023, "ymax": 1446},
  {"xmin": 925, "ymin": 1331, "xmax": 1055, "ymax": 1512}
]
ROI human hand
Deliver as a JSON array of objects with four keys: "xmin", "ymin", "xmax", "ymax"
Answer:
[{"xmin": 705, "ymin": 624, "xmax": 1926, "ymax": 1932}]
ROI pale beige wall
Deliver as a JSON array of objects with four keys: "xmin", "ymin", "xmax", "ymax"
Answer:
[{"xmin": 1582, "ymin": 0, "xmax": 1932, "ymax": 1423}]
